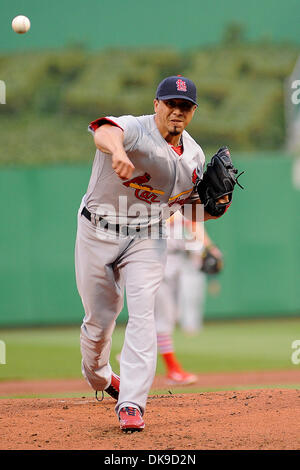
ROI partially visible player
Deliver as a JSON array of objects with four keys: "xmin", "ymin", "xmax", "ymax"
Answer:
[
  {"xmin": 154, "ymin": 212, "xmax": 222, "ymax": 384},
  {"xmin": 178, "ymin": 229, "xmax": 223, "ymax": 335}
]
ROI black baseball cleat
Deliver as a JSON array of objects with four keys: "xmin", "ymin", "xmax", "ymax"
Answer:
[
  {"xmin": 95, "ymin": 372, "xmax": 120, "ymax": 401},
  {"xmin": 119, "ymin": 407, "xmax": 145, "ymax": 433},
  {"xmin": 105, "ymin": 372, "xmax": 120, "ymax": 399}
]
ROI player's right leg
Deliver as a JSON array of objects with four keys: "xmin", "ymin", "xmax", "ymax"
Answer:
[{"xmin": 75, "ymin": 210, "xmax": 125, "ymax": 393}]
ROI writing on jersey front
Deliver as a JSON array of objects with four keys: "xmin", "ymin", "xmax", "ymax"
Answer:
[
  {"xmin": 123, "ymin": 172, "xmax": 194, "ymax": 207},
  {"xmin": 123, "ymin": 173, "xmax": 164, "ymax": 205}
]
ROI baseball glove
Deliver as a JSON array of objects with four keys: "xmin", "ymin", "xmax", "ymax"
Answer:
[
  {"xmin": 201, "ymin": 247, "xmax": 223, "ymax": 275},
  {"xmin": 196, "ymin": 147, "xmax": 244, "ymax": 217}
]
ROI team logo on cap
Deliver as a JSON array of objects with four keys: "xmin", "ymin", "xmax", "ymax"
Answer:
[{"xmin": 176, "ymin": 79, "xmax": 187, "ymax": 92}]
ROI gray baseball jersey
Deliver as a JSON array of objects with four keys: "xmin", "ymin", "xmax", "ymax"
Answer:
[
  {"xmin": 75, "ymin": 114, "xmax": 205, "ymax": 415},
  {"xmin": 85, "ymin": 114, "xmax": 205, "ymax": 226}
]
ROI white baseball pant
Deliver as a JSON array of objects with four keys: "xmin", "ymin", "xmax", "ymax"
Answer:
[{"xmin": 75, "ymin": 204, "xmax": 167, "ymax": 415}]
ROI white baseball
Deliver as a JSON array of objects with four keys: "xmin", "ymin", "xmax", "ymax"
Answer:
[{"xmin": 12, "ymin": 15, "xmax": 31, "ymax": 34}]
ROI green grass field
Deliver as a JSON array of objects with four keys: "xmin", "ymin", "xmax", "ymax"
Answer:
[{"xmin": 0, "ymin": 318, "xmax": 299, "ymax": 383}]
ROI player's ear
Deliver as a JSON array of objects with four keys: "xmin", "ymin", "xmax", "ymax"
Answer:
[{"xmin": 154, "ymin": 99, "xmax": 159, "ymax": 112}]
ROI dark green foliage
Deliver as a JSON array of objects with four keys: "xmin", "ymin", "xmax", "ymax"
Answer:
[{"xmin": 0, "ymin": 43, "xmax": 298, "ymax": 164}]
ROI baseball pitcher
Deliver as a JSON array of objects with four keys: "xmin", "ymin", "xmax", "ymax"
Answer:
[{"xmin": 75, "ymin": 75, "xmax": 242, "ymax": 433}]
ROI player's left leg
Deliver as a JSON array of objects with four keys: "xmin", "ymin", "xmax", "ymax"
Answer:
[{"xmin": 116, "ymin": 236, "xmax": 167, "ymax": 419}]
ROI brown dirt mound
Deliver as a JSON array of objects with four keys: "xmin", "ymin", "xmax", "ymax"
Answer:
[
  {"xmin": 1, "ymin": 389, "xmax": 300, "ymax": 450},
  {"xmin": 1, "ymin": 371, "xmax": 299, "ymax": 450}
]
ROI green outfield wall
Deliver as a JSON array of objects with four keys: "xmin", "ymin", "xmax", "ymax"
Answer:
[
  {"xmin": 0, "ymin": 156, "xmax": 299, "ymax": 327},
  {"xmin": 1, "ymin": 0, "xmax": 300, "ymax": 53}
]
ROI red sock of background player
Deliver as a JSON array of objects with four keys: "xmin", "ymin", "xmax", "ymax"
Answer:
[{"xmin": 157, "ymin": 333, "xmax": 183, "ymax": 373}]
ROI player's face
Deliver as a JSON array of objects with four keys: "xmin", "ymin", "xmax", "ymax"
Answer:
[{"xmin": 154, "ymin": 99, "xmax": 197, "ymax": 138}]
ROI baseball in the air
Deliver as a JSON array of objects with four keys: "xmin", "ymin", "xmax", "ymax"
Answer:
[{"xmin": 12, "ymin": 15, "xmax": 31, "ymax": 34}]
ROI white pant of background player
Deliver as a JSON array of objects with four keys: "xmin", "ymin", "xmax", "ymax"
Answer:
[
  {"xmin": 155, "ymin": 250, "xmax": 206, "ymax": 336},
  {"xmin": 75, "ymin": 200, "xmax": 166, "ymax": 415}
]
